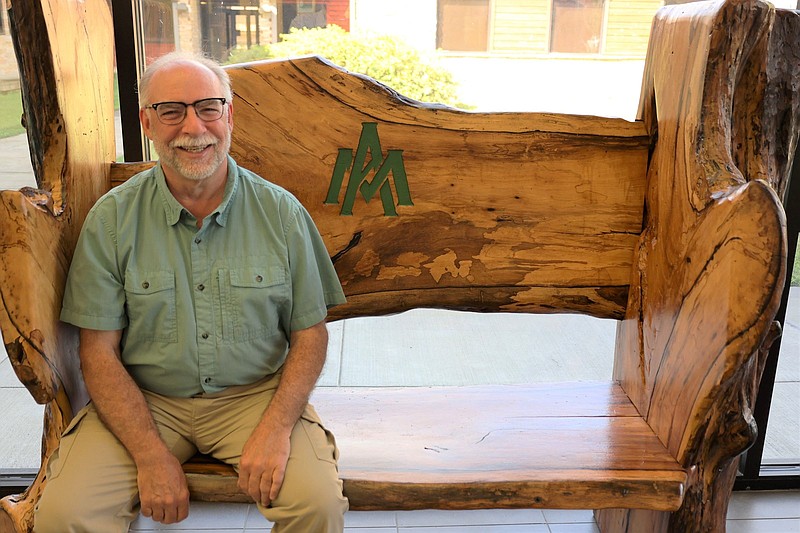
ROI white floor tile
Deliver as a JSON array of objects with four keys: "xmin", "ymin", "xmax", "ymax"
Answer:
[
  {"xmin": 344, "ymin": 529, "xmax": 397, "ymax": 533},
  {"xmin": 131, "ymin": 502, "xmax": 250, "ymax": 530},
  {"xmin": 133, "ymin": 530, "xmax": 244, "ymax": 532},
  {"xmin": 397, "ymin": 526, "xmax": 548, "ymax": 533},
  {"xmin": 542, "ymin": 509, "xmax": 595, "ymax": 524},
  {"xmin": 548, "ymin": 524, "xmax": 601, "ymax": 533},
  {"xmin": 396, "ymin": 508, "xmax": 546, "ymax": 527},
  {"xmin": 345, "ymin": 511, "xmax": 397, "ymax": 527}
]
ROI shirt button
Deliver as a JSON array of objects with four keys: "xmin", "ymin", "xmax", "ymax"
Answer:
[
  {"xmin": 201, "ymin": 332, "xmax": 209, "ymax": 339},
  {"xmin": 255, "ymin": 275, "xmax": 263, "ymax": 283},
  {"xmin": 195, "ymin": 238, "xmax": 202, "ymax": 244},
  {"xmin": 204, "ymin": 377, "xmax": 211, "ymax": 384},
  {"xmin": 141, "ymin": 281, "xmax": 150, "ymax": 289},
  {"xmin": 197, "ymin": 284, "xmax": 205, "ymax": 291}
]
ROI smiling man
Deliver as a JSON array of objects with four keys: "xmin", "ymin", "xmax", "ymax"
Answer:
[{"xmin": 33, "ymin": 52, "xmax": 348, "ymax": 533}]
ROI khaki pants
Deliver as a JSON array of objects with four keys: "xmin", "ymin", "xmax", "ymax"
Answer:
[{"xmin": 33, "ymin": 373, "xmax": 348, "ymax": 532}]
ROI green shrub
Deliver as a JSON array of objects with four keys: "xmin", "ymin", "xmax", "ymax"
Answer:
[{"xmin": 226, "ymin": 25, "xmax": 461, "ymax": 107}]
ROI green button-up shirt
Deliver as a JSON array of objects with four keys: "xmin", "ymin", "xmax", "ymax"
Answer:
[{"xmin": 61, "ymin": 156, "xmax": 345, "ymax": 397}]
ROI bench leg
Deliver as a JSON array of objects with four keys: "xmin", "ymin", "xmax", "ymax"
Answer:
[{"xmin": 596, "ymin": 325, "xmax": 776, "ymax": 533}]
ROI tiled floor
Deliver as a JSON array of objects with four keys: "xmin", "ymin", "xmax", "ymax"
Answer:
[{"xmin": 126, "ymin": 491, "xmax": 800, "ymax": 532}]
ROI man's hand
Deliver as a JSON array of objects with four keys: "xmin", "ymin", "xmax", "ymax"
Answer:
[
  {"xmin": 237, "ymin": 321, "xmax": 329, "ymax": 506},
  {"xmin": 238, "ymin": 424, "xmax": 292, "ymax": 506},
  {"xmin": 137, "ymin": 452, "xmax": 190, "ymax": 524}
]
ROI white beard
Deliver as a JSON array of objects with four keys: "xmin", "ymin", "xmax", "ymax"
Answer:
[{"xmin": 154, "ymin": 132, "xmax": 231, "ymax": 181}]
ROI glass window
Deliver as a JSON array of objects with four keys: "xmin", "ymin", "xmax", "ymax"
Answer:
[
  {"xmin": 140, "ymin": 1, "xmax": 352, "ymax": 65},
  {"xmin": 550, "ymin": 0, "xmax": 606, "ymax": 53},
  {"xmin": 143, "ymin": 0, "xmax": 176, "ymax": 63},
  {"xmin": 438, "ymin": 0, "xmax": 490, "ymax": 52}
]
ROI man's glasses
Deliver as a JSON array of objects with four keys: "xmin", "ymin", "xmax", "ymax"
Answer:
[{"xmin": 146, "ymin": 98, "xmax": 227, "ymax": 125}]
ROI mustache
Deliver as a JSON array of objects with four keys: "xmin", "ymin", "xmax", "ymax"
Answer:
[{"xmin": 169, "ymin": 134, "xmax": 219, "ymax": 149}]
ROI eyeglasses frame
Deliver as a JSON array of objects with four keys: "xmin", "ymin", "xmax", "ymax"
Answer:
[{"xmin": 145, "ymin": 97, "xmax": 228, "ymax": 125}]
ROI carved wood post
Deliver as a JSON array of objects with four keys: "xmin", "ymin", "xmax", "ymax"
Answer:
[
  {"xmin": 0, "ymin": 0, "xmax": 115, "ymax": 530},
  {"xmin": 597, "ymin": 1, "xmax": 796, "ymax": 532}
]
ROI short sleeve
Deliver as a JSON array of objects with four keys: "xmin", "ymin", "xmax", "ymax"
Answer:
[
  {"xmin": 60, "ymin": 202, "xmax": 127, "ymax": 330},
  {"xmin": 284, "ymin": 201, "xmax": 346, "ymax": 332}
]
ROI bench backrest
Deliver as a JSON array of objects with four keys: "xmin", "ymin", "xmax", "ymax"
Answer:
[{"xmin": 114, "ymin": 59, "xmax": 650, "ymax": 321}]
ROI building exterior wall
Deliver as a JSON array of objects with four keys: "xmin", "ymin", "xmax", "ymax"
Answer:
[
  {"xmin": 604, "ymin": 0, "xmax": 663, "ymax": 56},
  {"xmin": 350, "ymin": 0, "xmax": 660, "ymax": 58},
  {"xmin": 492, "ymin": 0, "xmax": 550, "ymax": 54}
]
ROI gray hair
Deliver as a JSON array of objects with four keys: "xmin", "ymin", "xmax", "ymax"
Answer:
[{"xmin": 138, "ymin": 51, "xmax": 232, "ymax": 108}]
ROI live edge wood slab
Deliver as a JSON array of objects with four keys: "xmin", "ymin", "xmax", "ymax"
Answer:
[{"xmin": 1, "ymin": 0, "xmax": 798, "ymax": 532}]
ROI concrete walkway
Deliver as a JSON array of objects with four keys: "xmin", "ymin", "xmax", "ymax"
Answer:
[{"xmin": 1, "ymin": 131, "xmax": 36, "ymax": 190}]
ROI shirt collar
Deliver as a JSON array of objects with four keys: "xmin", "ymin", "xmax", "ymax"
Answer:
[{"xmin": 155, "ymin": 156, "xmax": 239, "ymax": 227}]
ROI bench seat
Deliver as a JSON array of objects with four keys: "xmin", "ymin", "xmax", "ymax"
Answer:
[{"xmin": 184, "ymin": 381, "xmax": 686, "ymax": 512}]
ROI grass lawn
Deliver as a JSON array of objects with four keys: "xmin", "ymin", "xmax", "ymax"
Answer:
[{"xmin": 0, "ymin": 90, "xmax": 24, "ymax": 139}]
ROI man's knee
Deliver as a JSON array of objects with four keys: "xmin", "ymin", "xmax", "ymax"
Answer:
[
  {"xmin": 34, "ymin": 490, "xmax": 90, "ymax": 533},
  {"xmin": 300, "ymin": 477, "xmax": 348, "ymax": 520},
  {"xmin": 34, "ymin": 475, "xmax": 136, "ymax": 533},
  {"xmin": 265, "ymin": 475, "xmax": 348, "ymax": 530},
  {"xmin": 34, "ymin": 492, "xmax": 133, "ymax": 533},
  {"xmin": 33, "ymin": 492, "xmax": 68, "ymax": 533}
]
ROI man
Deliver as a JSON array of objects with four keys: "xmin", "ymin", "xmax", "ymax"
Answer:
[{"xmin": 33, "ymin": 51, "xmax": 348, "ymax": 532}]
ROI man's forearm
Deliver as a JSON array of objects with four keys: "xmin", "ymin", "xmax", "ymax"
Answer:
[
  {"xmin": 79, "ymin": 329, "xmax": 171, "ymax": 464},
  {"xmin": 80, "ymin": 328, "xmax": 190, "ymax": 523},
  {"xmin": 261, "ymin": 320, "xmax": 329, "ymax": 433}
]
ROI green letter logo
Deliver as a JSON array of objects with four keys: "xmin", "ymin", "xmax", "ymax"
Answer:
[{"xmin": 325, "ymin": 122, "xmax": 413, "ymax": 216}]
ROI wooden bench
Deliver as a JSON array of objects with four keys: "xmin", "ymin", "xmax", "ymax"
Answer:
[{"xmin": 1, "ymin": 0, "xmax": 798, "ymax": 532}]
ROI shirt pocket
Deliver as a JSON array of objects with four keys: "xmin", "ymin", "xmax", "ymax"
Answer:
[
  {"xmin": 124, "ymin": 270, "xmax": 178, "ymax": 343},
  {"xmin": 219, "ymin": 265, "xmax": 288, "ymax": 343}
]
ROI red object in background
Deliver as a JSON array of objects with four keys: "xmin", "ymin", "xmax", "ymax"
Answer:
[{"xmin": 321, "ymin": 0, "xmax": 350, "ymax": 31}]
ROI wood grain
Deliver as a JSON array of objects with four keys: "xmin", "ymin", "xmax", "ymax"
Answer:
[
  {"xmin": 0, "ymin": 0, "xmax": 115, "ymax": 529},
  {"xmin": 226, "ymin": 57, "xmax": 649, "ymax": 321},
  {"xmin": 182, "ymin": 383, "xmax": 686, "ymax": 512},
  {"xmin": 602, "ymin": 0, "xmax": 792, "ymax": 530}
]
